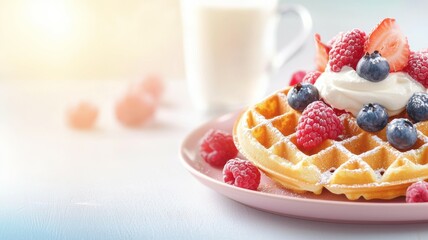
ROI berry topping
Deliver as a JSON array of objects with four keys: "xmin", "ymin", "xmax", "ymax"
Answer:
[
  {"xmin": 332, "ymin": 108, "xmax": 349, "ymax": 117},
  {"xmin": 405, "ymin": 51, "xmax": 428, "ymax": 88},
  {"xmin": 314, "ymin": 34, "xmax": 331, "ymax": 72},
  {"xmin": 200, "ymin": 129, "xmax": 238, "ymax": 167},
  {"xmin": 323, "ymin": 101, "xmax": 349, "ymax": 116},
  {"xmin": 296, "ymin": 101, "xmax": 344, "ymax": 150},
  {"xmin": 289, "ymin": 70, "xmax": 307, "ymax": 86},
  {"xmin": 223, "ymin": 158, "xmax": 261, "ymax": 190},
  {"xmin": 287, "ymin": 83, "xmax": 320, "ymax": 112},
  {"xmin": 356, "ymin": 103, "xmax": 389, "ymax": 132},
  {"xmin": 329, "ymin": 29, "xmax": 366, "ymax": 72},
  {"xmin": 406, "ymin": 181, "xmax": 428, "ymax": 203},
  {"xmin": 364, "ymin": 18, "xmax": 410, "ymax": 72},
  {"xmin": 328, "ymin": 32, "xmax": 344, "ymax": 47},
  {"xmin": 386, "ymin": 118, "xmax": 418, "ymax": 151},
  {"xmin": 356, "ymin": 51, "xmax": 390, "ymax": 82},
  {"xmin": 302, "ymin": 71, "xmax": 322, "ymax": 84},
  {"xmin": 406, "ymin": 92, "xmax": 428, "ymax": 122}
]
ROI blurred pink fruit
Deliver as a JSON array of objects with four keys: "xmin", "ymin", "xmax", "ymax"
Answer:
[
  {"xmin": 134, "ymin": 74, "xmax": 164, "ymax": 102},
  {"xmin": 67, "ymin": 101, "xmax": 98, "ymax": 129},
  {"xmin": 115, "ymin": 91, "xmax": 156, "ymax": 128}
]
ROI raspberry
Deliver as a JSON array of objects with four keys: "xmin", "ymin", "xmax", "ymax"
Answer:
[
  {"xmin": 329, "ymin": 29, "xmax": 366, "ymax": 72},
  {"xmin": 328, "ymin": 32, "xmax": 344, "ymax": 47},
  {"xmin": 302, "ymin": 71, "xmax": 322, "ymax": 84},
  {"xmin": 296, "ymin": 101, "xmax": 344, "ymax": 150},
  {"xmin": 405, "ymin": 51, "xmax": 428, "ymax": 88},
  {"xmin": 289, "ymin": 70, "xmax": 307, "ymax": 86},
  {"xmin": 223, "ymin": 158, "xmax": 261, "ymax": 190},
  {"xmin": 200, "ymin": 129, "xmax": 238, "ymax": 167},
  {"xmin": 406, "ymin": 181, "xmax": 428, "ymax": 203}
]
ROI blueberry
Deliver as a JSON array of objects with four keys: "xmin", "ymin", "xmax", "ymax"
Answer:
[
  {"xmin": 406, "ymin": 92, "xmax": 428, "ymax": 122},
  {"xmin": 287, "ymin": 83, "xmax": 320, "ymax": 111},
  {"xmin": 356, "ymin": 51, "xmax": 390, "ymax": 82},
  {"xmin": 356, "ymin": 103, "xmax": 389, "ymax": 132},
  {"xmin": 386, "ymin": 118, "xmax": 418, "ymax": 150}
]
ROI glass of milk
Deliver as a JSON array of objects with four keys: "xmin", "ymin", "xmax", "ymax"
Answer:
[{"xmin": 181, "ymin": 0, "xmax": 312, "ymax": 114}]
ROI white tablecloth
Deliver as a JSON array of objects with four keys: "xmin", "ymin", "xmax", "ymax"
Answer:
[{"xmin": 0, "ymin": 78, "xmax": 427, "ymax": 239}]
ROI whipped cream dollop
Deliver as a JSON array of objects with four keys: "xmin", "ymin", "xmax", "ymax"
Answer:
[{"xmin": 314, "ymin": 66, "xmax": 426, "ymax": 116}]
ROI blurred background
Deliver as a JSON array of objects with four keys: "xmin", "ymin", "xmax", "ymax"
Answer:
[
  {"xmin": 0, "ymin": 0, "xmax": 182, "ymax": 81},
  {"xmin": 1, "ymin": 0, "xmax": 427, "ymax": 82}
]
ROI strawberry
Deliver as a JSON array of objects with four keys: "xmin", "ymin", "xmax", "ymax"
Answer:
[
  {"xmin": 364, "ymin": 18, "xmax": 410, "ymax": 72},
  {"xmin": 314, "ymin": 34, "xmax": 331, "ymax": 72}
]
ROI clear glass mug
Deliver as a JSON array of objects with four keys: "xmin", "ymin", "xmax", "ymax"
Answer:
[{"xmin": 181, "ymin": 0, "xmax": 312, "ymax": 114}]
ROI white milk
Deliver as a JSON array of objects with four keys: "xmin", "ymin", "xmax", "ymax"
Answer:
[{"xmin": 181, "ymin": 0, "xmax": 278, "ymax": 113}]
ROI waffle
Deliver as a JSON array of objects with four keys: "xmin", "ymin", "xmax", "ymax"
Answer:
[{"xmin": 233, "ymin": 87, "xmax": 428, "ymax": 200}]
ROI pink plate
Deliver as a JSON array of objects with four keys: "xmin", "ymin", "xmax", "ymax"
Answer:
[{"xmin": 180, "ymin": 111, "xmax": 428, "ymax": 223}]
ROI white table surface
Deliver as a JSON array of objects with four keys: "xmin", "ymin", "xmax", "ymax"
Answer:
[
  {"xmin": 0, "ymin": 78, "xmax": 427, "ymax": 240},
  {"xmin": 2, "ymin": 0, "xmax": 428, "ymax": 239}
]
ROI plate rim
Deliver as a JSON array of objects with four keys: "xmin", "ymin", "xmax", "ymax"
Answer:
[{"xmin": 179, "ymin": 111, "xmax": 428, "ymax": 220}]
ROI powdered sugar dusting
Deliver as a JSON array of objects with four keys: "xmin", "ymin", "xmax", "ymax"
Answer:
[
  {"xmin": 320, "ymin": 168, "xmax": 335, "ymax": 184},
  {"xmin": 374, "ymin": 168, "xmax": 386, "ymax": 181}
]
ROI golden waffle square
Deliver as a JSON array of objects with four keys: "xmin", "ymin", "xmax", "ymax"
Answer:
[{"xmin": 234, "ymin": 87, "xmax": 428, "ymax": 200}]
